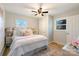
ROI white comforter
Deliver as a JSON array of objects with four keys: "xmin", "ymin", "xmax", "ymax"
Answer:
[{"xmin": 8, "ymin": 35, "xmax": 48, "ymax": 56}]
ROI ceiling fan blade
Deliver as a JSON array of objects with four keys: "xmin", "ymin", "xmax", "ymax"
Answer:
[
  {"xmin": 41, "ymin": 13, "xmax": 44, "ymax": 16},
  {"xmin": 42, "ymin": 11, "xmax": 48, "ymax": 13}
]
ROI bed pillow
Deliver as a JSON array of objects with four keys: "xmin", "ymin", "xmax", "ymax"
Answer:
[
  {"xmin": 14, "ymin": 27, "xmax": 26, "ymax": 36},
  {"xmin": 22, "ymin": 29, "xmax": 33, "ymax": 36}
]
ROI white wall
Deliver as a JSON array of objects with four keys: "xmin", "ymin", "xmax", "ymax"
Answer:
[
  {"xmin": 53, "ymin": 16, "xmax": 67, "ymax": 45},
  {"xmin": 39, "ymin": 16, "xmax": 48, "ymax": 37},
  {"xmin": 0, "ymin": 5, "xmax": 5, "ymax": 56},
  {"xmin": 53, "ymin": 14, "xmax": 79, "ymax": 45},
  {"xmin": 39, "ymin": 15, "xmax": 54, "ymax": 43},
  {"xmin": 5, "ymin": 11, "xmax": 39, "ymax": 30},
  {"xmin": 66, "ymin": 15, "xmax": 79, "ymax": 43}
]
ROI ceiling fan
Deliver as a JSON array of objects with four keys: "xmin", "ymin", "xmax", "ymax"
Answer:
[
  {"xmin": 32, "ymin": 7, "xmax": 48, "ymax": 16},
  {"xmin": 31, "ymin": 4, "xmax": 48, "ymax": 16}
]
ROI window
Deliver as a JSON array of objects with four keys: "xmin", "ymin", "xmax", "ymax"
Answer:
[
  {"xmin": 56, "ymin": 19, "xmax": 66, "ymax": 30},
  {"xmin": 16, "ymin": 19, "xmax": 28, "ymax": 28}
]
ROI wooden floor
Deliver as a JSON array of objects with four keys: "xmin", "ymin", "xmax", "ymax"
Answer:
[
  {"xmin": 3, "ymin": 47, "xmax": 10, "ymax": 56},
  {"xmin": 47, "ymin": 42, "xmax": 75, "ymax": 56},
  {"xmin": 3, "ymin": 42, "xmax": 76, "ymax": 56}
]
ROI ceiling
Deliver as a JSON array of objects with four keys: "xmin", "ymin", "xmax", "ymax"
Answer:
[{"xmin": 1, "ymin": 3, "xmax": 79, "ymax": 17}]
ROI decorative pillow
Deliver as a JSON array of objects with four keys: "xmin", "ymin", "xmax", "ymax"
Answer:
[
  {"xmin": 22, "ymin": 29, "xmax": 33, "ymax": 36},
  {"xmin": 14, "ymin": 27, "xmax": 25, "ymax": 36}
]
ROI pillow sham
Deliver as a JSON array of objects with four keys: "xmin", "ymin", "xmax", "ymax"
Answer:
[{"xmin": 22, "ymin": 29, "xmax": 33, "ymax": 36}]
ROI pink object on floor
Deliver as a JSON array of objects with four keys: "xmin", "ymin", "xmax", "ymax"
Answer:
[{"xmin": 71, "ymin": 40, "xmax": 79, "ymax": 46}]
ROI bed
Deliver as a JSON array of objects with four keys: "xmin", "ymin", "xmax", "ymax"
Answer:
[{"xmin": 8, "ymin": 35, "xmax": 48, "ymax": 56}]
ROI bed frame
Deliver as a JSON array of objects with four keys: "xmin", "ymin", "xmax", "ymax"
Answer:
[{"xmin": 22, "ymin": 46, "xmax": 48, "ymax": 56}]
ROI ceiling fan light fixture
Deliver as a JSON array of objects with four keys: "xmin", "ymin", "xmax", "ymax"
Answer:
[{"xmin": 31, "ymin": 3, "xmax": 48, "ymax": 16}]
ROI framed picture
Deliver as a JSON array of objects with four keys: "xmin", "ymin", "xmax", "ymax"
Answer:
[{"xmin": 56, "ymin": 19, "xmax": 66, "ymax": 30}]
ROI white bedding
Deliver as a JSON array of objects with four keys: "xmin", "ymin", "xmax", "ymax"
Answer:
[{"xmin": 8, "ymin": 35, "xmax": 48, "ymax": 56}]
